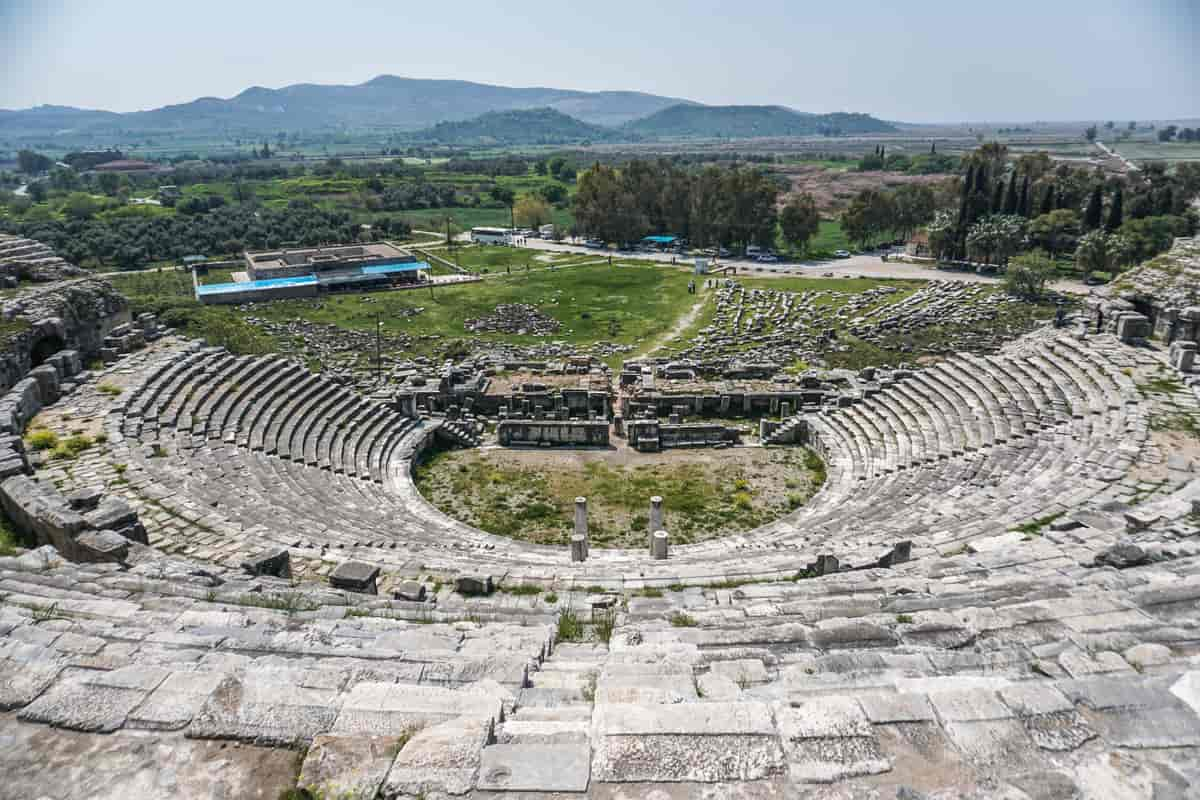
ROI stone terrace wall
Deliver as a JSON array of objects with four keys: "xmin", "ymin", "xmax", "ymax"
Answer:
[
  {"xmin": 497, "ymin": 419, "xmax": 610, "ymax": 446},
  {"xmin": 0, "ymin": 277, "xmax": 129, "ymax": 392},
  {"xmin": 0, "ymin": 273, "xmax": 148, "ymax": 563}
]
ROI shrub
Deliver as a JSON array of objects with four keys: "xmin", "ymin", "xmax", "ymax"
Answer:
[
  {"xmin": 595, "ymin": 610, "xmax": 616, "ymax": 644},
  {"xmin": 96, "ymin": 382, "xmax": 123, "ymax": 396},
  {"xmin": 670, "ymin": 612, "xmax": 698, "ymax": 627},
  {"xmin": 556, "ymin": 608, "xmax": 584, "ymax": 642},
  {"xmin": 27, "ymin": 429, "xmax": 58, "ymax": 450}
]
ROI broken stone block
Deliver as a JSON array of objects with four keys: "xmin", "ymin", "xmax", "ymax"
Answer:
[
  {"xmin": 330, "ymin": 561, "xmax": 380, "ymax": 594},
  {"xmin": 66, "ymin": 486, "xmax": 104, "ymax": 511},
  {"xmin": 455, "ymin": 574, "xmax": 494, "ymax": 596},
  {"xmin": 1095, "ymin": 539, "xmax": 1151, "ymax": 569},
  {"xmin": 241, "ymin": 548, "xmax": 291, "ymax": 579},
  {"xmin": 75, "ymin": 529, "xmax": 130, "ymax": 564},
  {"xmin": 393, "ymin": 580, "xmax": 426, "ymax": 602}
]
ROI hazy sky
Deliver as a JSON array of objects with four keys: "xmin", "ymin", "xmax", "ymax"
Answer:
[{"xmin": 1, "ymin": 0, "xmax": 1196, "ymax": 123}]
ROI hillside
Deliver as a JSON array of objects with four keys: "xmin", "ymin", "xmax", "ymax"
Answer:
[
  {"xmin": 0, "ymin": 76, "xmax": 691, "ymax": 138},
  {"xmin": 626, "ymin": 104, "xmax": 896, "ymax": 138},
  {"xmin": 411, "ymin": 108, "xmax": 616, "ymax": 145}
]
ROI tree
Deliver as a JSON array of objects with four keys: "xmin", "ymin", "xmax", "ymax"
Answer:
[
  {"xmin": 1158, "ymin": 125, "xmax": 1178, "ymax": 143},
  {"xmin": 1029, "ymin": 209, "xmax": 1081, "ymax": 257},
  {"xmin": 1018, "ymin": 176, "xmax": 1031, "ymax": 218},
  {"xmin": 1083, "ymin": 185, "xmax": 1104, "ymax": 230},
  {"xmin": 1104, "ymin": 121, "xmax": 1115, "ymax": 130},
  {"xmin": 1004, "ymin": 251, "xmax": 1056, "ymax": 299},
  {"xmin": 779, "ymin": 193, "xmax": 820, "ymax": 254},
  {"xmin": 260, "ymin": 141, "xmax": 271, "ymax": 159},
  {"xmin": 513, "ymin": 194, "xmax": 552, "ymax": 228},
  {"xmin": 891, "ymin": 184, "xmax": 936, "ymax": 240},
  {"xmin": 1075, "ymin": 230, "xmax": 1134, "ymax": 276},
  {"xmin": 1118, "ymin": 215, "xmax": 1193, "ymax": 262},
  {"xmin": 489, "ymin": 185, "xmax": 516, "ymax": 229},
  {"xmin": 926, "ymin": 209, "xmax": 958, "ymax": 260},
  {"xmin": 1084, "ymin": 125, "xmax": 1098, "ymax": 142},
  {"xmin": 966, "ymin": 215, "xmax": 1027, "ymax": 266},
  {"xmin": 1016, "ymin": 152, "xmax": 1053, "ymax": 182},
  {"xmin": 1104, "ymin": 186, "xmax": 1123, "ymax": 232},
  {"xmin": 537, "ymin": 183, "xmax": 568, "ymax": 204},
  {"xmin": 61, "ymin": 192, "xmax": 99, "ymax": 221},
  {"xmin": 27, "ymin": 182, "xmax": 47, "ymax": 203},
  {"xmin": 841, "ymin": 188, "xmax": 894, "ymax": 249},
  {"xmin": 1039, "ymin": 183, "xmax": 1056, "ymax": 216},
  {"xmin": 1002, "ymin": 176, "xmax": 1019, "ymax": 215},
  {"xmin": 17, "ymin": 150, "xmax": 52, "ymax": 175},
  {"xmin": 1128, "ymin": 121, "xmax": 1137, "ymax": 131},
  {"xmin": 97, "ymin": 172, "xmax": 122, "ymax": 196}
]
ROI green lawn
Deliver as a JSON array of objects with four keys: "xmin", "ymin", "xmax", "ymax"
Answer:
[{"xmin": 248, "ymin": 260, "xmax": 696, "ymax": 367}]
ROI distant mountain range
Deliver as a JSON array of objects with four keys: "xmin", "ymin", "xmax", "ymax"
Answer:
[{"xmin": 0, "ymin": 75, "xmax": 895, "ymax": 144}]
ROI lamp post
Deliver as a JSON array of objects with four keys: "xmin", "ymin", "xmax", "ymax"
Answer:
[{"xmin": 375, "ymin": 313, "xmax": 382, "ymax": 385}]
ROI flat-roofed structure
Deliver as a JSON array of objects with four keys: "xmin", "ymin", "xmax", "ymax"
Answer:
[
  {"xmin": 197, "ymin": 243, "xmax": 428, "ymax": 305},
  {"xmin": 244, "ymin": 242, "xmax": 418, "ymax": 281}
]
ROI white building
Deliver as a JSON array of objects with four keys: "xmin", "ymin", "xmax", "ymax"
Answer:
[{"xmin": 471, "ymin": 227, "xmax": 511, "ymax": 245}]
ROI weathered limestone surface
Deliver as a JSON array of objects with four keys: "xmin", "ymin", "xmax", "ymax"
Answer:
[{"xmin": 0, "ymin": 241, "xmax": 1197, "ymax": 797}]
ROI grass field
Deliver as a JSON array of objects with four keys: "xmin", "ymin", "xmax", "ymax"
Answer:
[
  {"xmin": 242, "ymin": 260, "xmax": 697, "ymax": 367},
  {"xmin": 414, "ymin": 445, "xmax": 825, "ymax": 548}
]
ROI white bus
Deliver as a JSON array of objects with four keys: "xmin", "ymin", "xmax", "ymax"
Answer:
[{"xmin": 471, "ymin": 227, "xmax": 511, "ymax": 245}]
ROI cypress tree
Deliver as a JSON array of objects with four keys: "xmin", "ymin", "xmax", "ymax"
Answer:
[
  {"xmin": 1105, "ymin": 186, "xmax": 1123, "ymax": 232},
  {"xmin": 1003, "ymin": 175, "xmax": 1019, "ymax": 215},
  {"xmin": 1040, "ymin": 183, "xmax": 1055, "ymax": 216},
  {"xmin": 1019, "ymin": 176, "xmax": 1031, "ymax": 217},
  {"xmin": 931, "ymin": 141, "xmax": 936, "ymax": 155},
  {"xmin": 880, "ymin": 145, "xmax": 886, "ymax": 163},
  {"xmin": 957, "ymin": 165, "xmax": 974, "ymax": 229},
  {"xmin": 1083, "ymin": 185, "xmax": 1103, "ymax": 230},
  {"xmin": 991, "ymin": 178, "xmax": 1004, "ymax": 214}
]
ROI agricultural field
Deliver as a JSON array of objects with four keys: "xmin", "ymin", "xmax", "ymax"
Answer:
[{"xmin": 1113, "ymin": 141, "xmax": 1200, "ymax": 164}]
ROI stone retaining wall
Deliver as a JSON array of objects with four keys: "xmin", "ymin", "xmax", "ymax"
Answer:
[
  {"xmin": 0, "ymin": 271, "xmax": 152, "ymax": 563},
  {"xmin": 497, "ymin": 419, "xmax": 610, "ymax": 447}
]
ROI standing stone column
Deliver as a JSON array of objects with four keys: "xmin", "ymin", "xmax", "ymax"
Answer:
[
  {"xmin": 574, "ymin": 497, "xmax": 589, "ymax": 558},
  {"xmin": 652, "ymin": 530, "xmax": 669, "ymax": 560},
  {"xmin": 570, "ymin": 534, "xmax": 587, "ymax": 562},
  {"xmin": 780, "ymin": 401, "xmax": 792, "ymax": 420},
  {"xmin": 648, "ymin": 496, "xmax": 664, "ymax": 553}
]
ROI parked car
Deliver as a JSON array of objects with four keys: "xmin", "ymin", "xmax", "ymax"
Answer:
[
  {"xmin": 755, "ymin": 254, "xmax": 779, "ymax": 263},
  {"xmin": 834, "ymin": 250, "xmax": 852, "ymax": 259},
  {"xmin": 584, "ymin": 239, "xmax": 605, "ymax": 249}
]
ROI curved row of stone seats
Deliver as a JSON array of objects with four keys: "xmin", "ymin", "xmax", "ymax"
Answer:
[
  {"xmin": 813, "ymin": 340, "xmax": 1136, "ymax": 482},
  {"xmin": 52, "ymin": 333, "xmax": 1161, "ymax": 590},
  {"xmin": 122, "ymin": 348, "xmax": 418, "ymax": 484}
]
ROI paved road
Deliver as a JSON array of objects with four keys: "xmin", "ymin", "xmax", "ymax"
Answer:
[{"xmin": 508, "ymin": 237, "xmax": 1090, "ymax": 295}]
